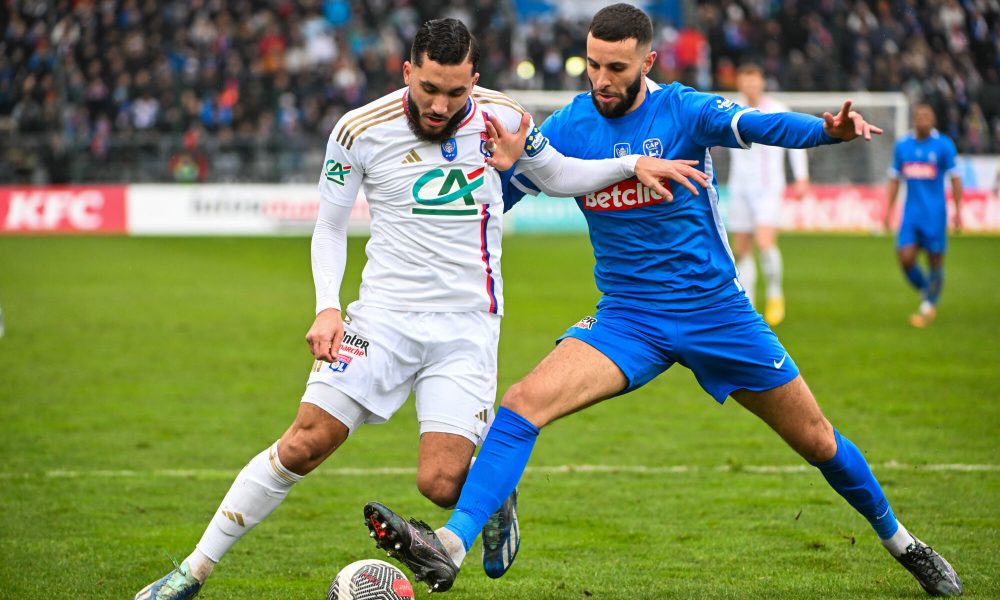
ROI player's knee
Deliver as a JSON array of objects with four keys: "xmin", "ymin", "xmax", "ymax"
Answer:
[
  {"xmin": 279, "ymin": 428, "xmax": 339, "ymax": 474},
  {"xmin": 799, "ymin": 420, "xmax": 837, "ymax": 463},
  {"xmin": 416, "ymin": 470, "xmax": 462, "ymax": 508},
  {"xmin": 500, "ymin": 381, "xmax": 548, "ymax": 427}
]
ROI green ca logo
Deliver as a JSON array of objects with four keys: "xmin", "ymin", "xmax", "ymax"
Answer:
[
  {"xmin": 325, "ymin": 160, "xmax": 352, "ymax": 186},
  {"xmin": 411, "ymin": 167, "xmax": 485, "ymax": 216}
]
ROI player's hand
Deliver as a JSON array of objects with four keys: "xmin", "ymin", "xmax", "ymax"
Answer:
[
  {"xmin": 823, "ymin": 100, "xmax": 883, "ymax": 142},
  {"xmin": 484, "ymin": 112, "xmax": 531, "ymax": 171},
  {"xmin": 792, "ymin": 179, "xmax": 810, "ymax": 200},
  {"xmin": 634, "ymin": 157, "xmax": 711, "ymax": 201},
  {"xmin": 305, "ymin": 308, "xmax": 344, "ymax": 363}
]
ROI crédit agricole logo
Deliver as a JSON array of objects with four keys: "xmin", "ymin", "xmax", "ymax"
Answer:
[{"xmin": 411, "ymin": 166, "xmax": 486, "ymax": 216}]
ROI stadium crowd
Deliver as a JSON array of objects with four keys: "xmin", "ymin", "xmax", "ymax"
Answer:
[
  {"xmin": 1, "ymin": 0, "xmax": 514, "ymax": 182},
  {"xmin": 2, "ymin": 0, "xmax": 998, "ymax": 183}
]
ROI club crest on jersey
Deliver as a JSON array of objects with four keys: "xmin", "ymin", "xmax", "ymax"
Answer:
[
  {"xmin": 524, "ymin": 126, "xmax": 549, "ymax": 158},
  {"xmin": 573, "ymin": 316, "xmax": 597, "ymax": 330},
  {"xmin": 324, "ymin": 160, "xmax": 352, "ymax": 186},
  {"xmin": 613, "ymin": 142, "xmax": 631, "ymax": 157},
  {"xmin": 715, "ymin": 98, "xmax": 737, "ymax": 111},
  {"xmin": 328, "ymin": 354, "xmax": 351, "ymax": 373},
  {"xmin": 642, "ymin": 138, "xmax": 663, "ymax": 158},
  {"xmin": 480, "ymin": 131, "xmax": 493, "ymax": 159},
  {"xmin": 441, "ymin": 138, "xmax": 458, "ymax": 162}
]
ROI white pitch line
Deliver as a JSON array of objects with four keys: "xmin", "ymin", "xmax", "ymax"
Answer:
[{"xmin": 1, "ymin": 462, "xmax": 997, "ymax": 480}]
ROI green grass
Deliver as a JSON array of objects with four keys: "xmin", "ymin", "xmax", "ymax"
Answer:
[{"xmin": 0, "ymin": 234, "xmax": 998, "ymax": 599}]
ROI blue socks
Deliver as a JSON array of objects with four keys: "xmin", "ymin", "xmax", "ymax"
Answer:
[
  {"xmin": 445, "ymin": 407, "xmax": 539, "ymax": 551},
  {"xmin": 927, "ymin": 267, "xmax": 943, "ymax": 304},
  {"xmin": 811, "ymin": 429, "xmax": 899, "ymax": 539},
  {"xmin": 904, "ymin": 264, "xmax": 928, "ymax": 293}
]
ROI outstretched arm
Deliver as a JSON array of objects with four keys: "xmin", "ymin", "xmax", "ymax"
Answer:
[
  {"xmin": 736, "ymin": 100, "xmax": 883, "ymax": 149},
  {"xmin": 823, "ymin": 100, "xmax": 883, "ymax": 142},
  {"xmin": 488, "ymin": 112, "xmax": 709, "ymax": 200}
]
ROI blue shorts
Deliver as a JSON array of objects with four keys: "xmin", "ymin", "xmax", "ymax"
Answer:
[
  {"xmin": 558, "ymin": 293, "xmax": 799, "ymax": 403},
  {"xmin": 897, "ymin": 216, "xmax": 946, "ymax": 254}
]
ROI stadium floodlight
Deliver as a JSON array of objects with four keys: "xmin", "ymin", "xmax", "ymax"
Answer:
[
  {"xmin": 564, "ymin": 56, "xmax": 586, "ymax": 77},
  {"xmin": 516, "ymin": 61, "xmax": 536, "ymax": 81}
]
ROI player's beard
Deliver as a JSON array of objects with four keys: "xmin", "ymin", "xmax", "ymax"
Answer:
[
  {"xmin": 405, "ymin": 94, "xmax": 467, "ymax": 143},
  {"xmin": 590, "ymin": 69, "xmax": 643, "ymax": 119}
]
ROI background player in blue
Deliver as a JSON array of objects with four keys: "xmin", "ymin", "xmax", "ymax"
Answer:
[
  {"xmin": 886, "ymin": 103, "xmax": 963, "ymax": 328},
  {"xmin": 364, "ymin": 4, "xmax": 962, "ymax": 596}
]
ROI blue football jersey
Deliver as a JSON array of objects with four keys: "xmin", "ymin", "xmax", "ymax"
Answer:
[
  {"xmin": 509, "ymin": 82, "xmax": 755, "ymax": 311},
  {"xmin": 889, "ymin": 130, "xmax": 958, "ymax": 223}
]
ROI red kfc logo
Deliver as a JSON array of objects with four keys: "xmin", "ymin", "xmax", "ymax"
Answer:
[{"xmin": 0, "ymin": 186, "xmax": 127, "ymax": 234}]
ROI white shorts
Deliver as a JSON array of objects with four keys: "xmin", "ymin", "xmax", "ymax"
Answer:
[
  {"xmin": 727, "ymin": 186, "xmax": 784, "ymax": 233},
  {"xmin": 301, "ymin": 302, "xmax": 500, "ymax": 445}
]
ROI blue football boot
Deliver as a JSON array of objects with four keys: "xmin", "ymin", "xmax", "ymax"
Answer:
[
  {"xmin": 134, "ymin": 559, "xmax": 202, "ymax": 600},
  {"xmin": 482, "ymin": 488, "xmax": 519, "ymax": 578}
]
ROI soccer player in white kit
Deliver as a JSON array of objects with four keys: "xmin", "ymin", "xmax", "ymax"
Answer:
[
  {"xmin": 727, "ymin": 64, "xmax": 810, "ymax": 326},
  {"xmin": 134, "ymin": 18, "xmax": 708, "ymax": 600}
]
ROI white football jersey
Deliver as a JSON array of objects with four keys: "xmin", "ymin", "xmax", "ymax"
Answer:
[
  {"xmin": 318, "ymin": 86, "xmax": 585, "ymax": 316},
  {"xmin": 728, "ymin": 96, "xmax": 809, "ymax": 192}
]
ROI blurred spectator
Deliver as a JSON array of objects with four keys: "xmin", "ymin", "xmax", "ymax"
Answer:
[
  {"xmin": 689, "ymin": 0, "xmax": 1000, "ymax": 154},
  {"xmin": 2, "ymin": 0, "xmax": 513, "ymax": 183},
  {"xmin": 2, "ymin": 0, "xmax": 997, "ymax": 184}
]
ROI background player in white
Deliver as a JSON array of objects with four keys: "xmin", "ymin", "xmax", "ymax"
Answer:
[
  {"xmin": 134, "ymin": 17, "xmax": 707, "ymax": 600},
  {"xmin": 727, "ymin": 64, "xmax": 809, "ymax": 326}
]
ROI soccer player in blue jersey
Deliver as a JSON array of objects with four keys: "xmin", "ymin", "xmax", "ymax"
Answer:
[
  {"xmin": 886, "ymin": 103, "xmax": 963, "ymax": 328},
  {"xmin": 365, "ymin": 4, "xmax": 962, "ymax": 596}
]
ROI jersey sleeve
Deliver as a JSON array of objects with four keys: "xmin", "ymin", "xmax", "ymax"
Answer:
[
  {"xmin": 737, "ymin": 111, "xmax": 836, "ymax": 149},
  {"xmin": 677, "ymin": 87, "xmax": 754, "ymax": 149},
  {"xmin": 311, "ymin": 202, "xmax": 352, "ymax": 313},
  {"xmin": 507, "ymin": 112, "xmax": 638, "ymax": 199},
  {"xmin": 318, "ymin": 124, "xmax": 364, "ymax": 208}
]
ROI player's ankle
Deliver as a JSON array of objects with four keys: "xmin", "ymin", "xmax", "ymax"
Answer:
[
  {"xmin": 879, "ymin": 522, "xmax": 915, "ymax": 557},
  {"xmin": 186, "ymin": 548, "xmax": 217, "ymax": 583},
  {"xmin": 435, "ymin": 527, "xmax": 466, "ymax": 567}
]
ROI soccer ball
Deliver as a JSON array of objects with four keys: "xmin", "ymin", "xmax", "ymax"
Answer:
[{"xmin": 327, "ymin": 559, "xmax": 414, "ymax": 600}]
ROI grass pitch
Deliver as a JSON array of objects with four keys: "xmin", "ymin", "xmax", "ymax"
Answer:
[{"xmin": 0, "ymin": 234, "xmax": 997, "ymax": 599}]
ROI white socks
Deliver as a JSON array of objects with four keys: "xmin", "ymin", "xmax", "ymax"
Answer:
[
  {"xmin": 760, "ymin": 247, "xmax": 783, "ymax": 300},
  {"xmin": 880, "ymin": 521, "xmax": 916, "ymax": 557},
  {"xmin": 736, "ymin": 254, "xmax": 757, "ymax": 307},
  {"xmin": 435, "ymin": 527, "xmax": 467, "ymax": 567},
  {"xmin": 188, "ymin": 442, "xmax": 303, "ymax": 581},
  {"xmin": 183, "ymin": 548, "xmax": 216, "ymax": 582}
]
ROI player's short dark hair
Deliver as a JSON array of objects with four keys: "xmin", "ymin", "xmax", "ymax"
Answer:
[
  {"xmin": 737, "ymin": 63, "xmax": 764, "ymax": 77},
  {"xmin": 410, "ymin": 18, "xmax": 480, "ymax": 73},
  {"xmin": 588, "ymin": 3, "xmax": 653, "ymax": 49}
]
